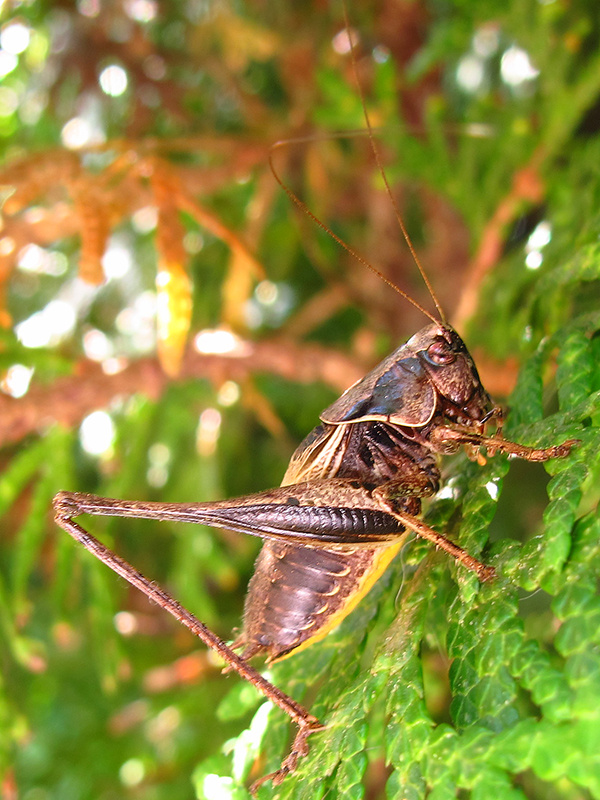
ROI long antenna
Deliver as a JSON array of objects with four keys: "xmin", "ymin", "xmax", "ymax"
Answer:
[
  {"xmin": 268, "ymin": 146, "xmax": 439, "ymax": 325},
  {"xmin": 269, "ymin": 5, "xmax": 446, "ymax": 326},
  {"xmin": 341, "ymin": 0, "xmax": 446, "ymax": 323}
]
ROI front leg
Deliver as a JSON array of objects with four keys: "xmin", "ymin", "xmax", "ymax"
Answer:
[{"xmin": 429, "ymin": 426, "xmax": 579, "ymax": 461}]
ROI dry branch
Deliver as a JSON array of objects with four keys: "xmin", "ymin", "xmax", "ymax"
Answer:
[{"xmin": 0, "ymin": 338, "xmax": 363, "ymax": 448}]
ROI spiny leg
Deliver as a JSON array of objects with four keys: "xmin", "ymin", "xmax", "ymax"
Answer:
[
  {"xmin": 249, "ymin": 724, "xmax": 316, "ymax": 795},
  {"xmin": 402, "ymin": 512, "xmax": 495, "ymax": 581},
  {"xmin": 53, "ymin": 492, "xmax": 324, "ymax": 785},
  {"xmin": 371, "ymin": 486, "xmax": 495, "ymax": 581},
  {"xmin": 480, "ymin": 435, "xmax": 578, "ymax": 461},
  {"xmin": 373, "ymin": 432, "xmax": 578, "ymax": 580},
  {"xmin": 431, "ymin": 427, "xmax": 579, "ymax": 461}
]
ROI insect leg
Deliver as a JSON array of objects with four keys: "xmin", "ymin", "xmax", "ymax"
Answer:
[
  {"xmin": 430, "ymin": 427, "xmax": 579, "ymax": 461},
  {"xmin": 371, "ymin": 484, "xmax": 496, "ymax": 581},
  {"xmin": 52, "ymin": 492, "xmax": 325, "ymax": 781},
  {"xmin": 52, "ymin": 486, "xmax": 409, "ymax": 548},
  {"xmin": 249, "ymin": 728, "xmax": 313, "ymax": 793}
]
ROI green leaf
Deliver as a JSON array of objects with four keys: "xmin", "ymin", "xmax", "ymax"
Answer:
[{"xmin": 4, "ymin": 3, "xmax": 600, "ymax": 800}]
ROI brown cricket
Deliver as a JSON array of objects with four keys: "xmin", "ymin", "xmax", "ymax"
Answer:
[{"xmin": 53, "ymin": 6, "xmax": 577, "ymax": 794}]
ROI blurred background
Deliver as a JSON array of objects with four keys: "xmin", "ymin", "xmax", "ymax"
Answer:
[{"xmin": 0, "ymin": 1, "xmax": 599, "ymax": 798}]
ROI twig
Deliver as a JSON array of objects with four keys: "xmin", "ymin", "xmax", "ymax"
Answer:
[{"xmin": 0, "ymin": 338, "xmax": 363, "ymax": 448}]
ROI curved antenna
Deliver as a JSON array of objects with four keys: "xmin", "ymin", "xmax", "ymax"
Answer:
[
  {"xmin": 268, "ymin": 145, "xmax": 438, "ymax": 324},
  {"xmin": 341, "ymin": 1, "xmax": 446, "ymax": 324}
]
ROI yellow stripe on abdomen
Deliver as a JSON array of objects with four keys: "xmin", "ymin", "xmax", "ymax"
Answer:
[{"xmin": 273, "ymin": 539, "xmax": 405, "ymax": 661}]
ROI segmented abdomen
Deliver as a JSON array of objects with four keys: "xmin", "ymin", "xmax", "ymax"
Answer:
[
  {"xmin": 239, "ymin": 540, "xmax": 402, "ymax": 660},
  {"xmin": 237, "ymin": 419, "xmax": 436, "ymax": 661}
]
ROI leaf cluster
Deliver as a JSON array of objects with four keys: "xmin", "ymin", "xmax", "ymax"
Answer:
[{"xmin": 0, "ymin": 2, "xmax": 599, "ymax": 800}]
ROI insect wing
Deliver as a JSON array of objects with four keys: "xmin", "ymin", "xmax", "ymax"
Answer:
[
  {"xmin": 281, "ymin": 423, "xmax": 349, "ymax": 484},
  {"xmin": 321, "ymin": 342, "xmax": 436, "ymax": 427}
]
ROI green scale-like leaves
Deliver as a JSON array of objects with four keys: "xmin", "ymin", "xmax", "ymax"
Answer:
[
  {"xmin": 4, "ymin": 3, "xmax": 600, "ymax": 800},
  {"xmin": 209, "ymin": 304, "xmax": 600, "ymax": 800}
]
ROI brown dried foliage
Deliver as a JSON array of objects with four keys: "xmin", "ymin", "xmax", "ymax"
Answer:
[{"xmin": 0, "ymin": 0, "xmax": 546, "ymax": 448}]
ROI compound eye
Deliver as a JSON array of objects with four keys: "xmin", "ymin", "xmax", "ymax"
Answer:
[{"xmin": 426, "ymin": 338, "xmax": 456, "ymax": 365}]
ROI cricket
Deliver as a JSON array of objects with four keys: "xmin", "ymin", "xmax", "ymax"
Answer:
[{"xmin": 52, "ymin": 4, "xmax": 578, "ymax": 794}]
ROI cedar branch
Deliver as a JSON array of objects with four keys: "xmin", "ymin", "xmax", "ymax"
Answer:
[{"xmin": 0, "ymin": 338, "xmax": 363, "ymax": 448}]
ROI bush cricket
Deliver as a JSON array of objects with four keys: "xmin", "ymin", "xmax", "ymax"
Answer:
[{"xmin": 53, "ymin": 5, "xmax": 578, "ymax": 793}]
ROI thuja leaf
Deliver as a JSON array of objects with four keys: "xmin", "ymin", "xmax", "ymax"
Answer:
[
  {"xmin": 556, "ymin": 328, "xmax": 594, "ymax": 410},
  {"xmin": 12, "ymin": 427, "xmax": 72, "ymax": 613}
]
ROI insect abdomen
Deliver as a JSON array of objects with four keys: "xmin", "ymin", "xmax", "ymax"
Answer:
[
  {"xmin": 238, "ymin": 540, "xmax": 403, "ymax": 661},
  {"xmin": 237, "ymin": 419, "xmax": 436, "ymax": 661}
]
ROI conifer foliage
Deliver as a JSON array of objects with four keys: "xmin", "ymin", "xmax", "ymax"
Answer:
[{"xmin": 1, "ymin": 2, "xmax": 599, "ymax": 798}]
